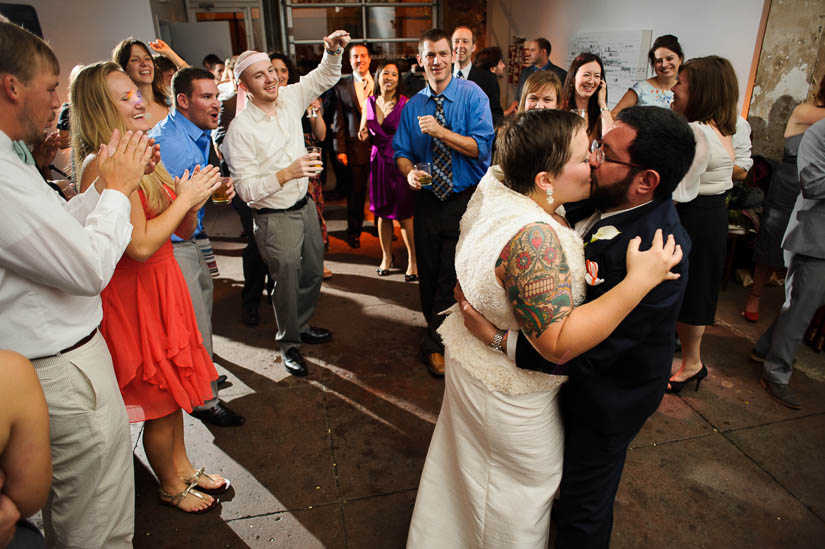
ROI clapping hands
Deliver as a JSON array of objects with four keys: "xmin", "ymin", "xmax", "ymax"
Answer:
[{"xmin": 97, "ymin": 129, "xmax": 157, "ymax": 195}]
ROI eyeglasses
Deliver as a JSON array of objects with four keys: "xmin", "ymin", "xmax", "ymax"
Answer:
[{"xmin": 590, "ymin": 139, "xmax": 643, "ymax": 169}]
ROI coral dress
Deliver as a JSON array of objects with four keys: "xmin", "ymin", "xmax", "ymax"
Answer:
[
  {"xmin": 100, "ymin": 186, "xmax": 218, "ymax": 423},
  {"xmin": 365, "ymin": 95, "xmax": 415, "ymax": 220}
]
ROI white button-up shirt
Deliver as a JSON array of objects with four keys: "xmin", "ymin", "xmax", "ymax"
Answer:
[
  {"xmin": 222, "ymin": 51, "xmax": 342, "ymax": 210},
  {"xmin": 0, "ymin": 130, "xmax": 133, "ymax": 358}
]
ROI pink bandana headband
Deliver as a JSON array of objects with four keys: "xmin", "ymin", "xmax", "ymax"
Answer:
[{"xmin": 234, "ymin": 51, "xmax": 271, "ymax": 81}]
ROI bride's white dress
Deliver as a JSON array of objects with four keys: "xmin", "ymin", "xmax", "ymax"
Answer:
[{"xmin": 407, "ymin": 167, "xmax": 586, "ymax": 549}]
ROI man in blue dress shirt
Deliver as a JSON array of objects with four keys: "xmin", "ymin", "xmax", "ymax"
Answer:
[
  {"xmin": 149, "ymin": 67, "xmax": 244, "ymax": 427},
  {"xmin": 393, "ymin": 28, "xmax": 495, "ymax": 376}
]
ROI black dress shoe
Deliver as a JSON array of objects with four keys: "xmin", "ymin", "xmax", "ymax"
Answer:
[
  {"xmin": 282, "ymin": 348, "xmax": 308, "ymax": 376},
  {"xmin": 300, "ymin": 326, "xmax": 332, "ymax": 344},
  {"xmin": 346, "ymin": 235, "xmax": 360, "ymax": 249},
  {"xmin": 242, "ymin": 308, "xmax": 259, "ymax": 326},
  {"xmin": 190, "ymin": 401, "xmax": 245, "ymax": 427}
]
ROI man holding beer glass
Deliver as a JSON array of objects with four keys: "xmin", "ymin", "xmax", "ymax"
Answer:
[
  {"xmin": 150, "ymin": 66, "xmax": 245, "ymax": 427},
  {"xmin": 222, "ymin": 31, "xmax": 351, "ymax": 377}
]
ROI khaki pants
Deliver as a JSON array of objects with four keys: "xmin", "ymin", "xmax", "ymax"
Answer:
[{"xmin": 31, "ymin": 331, "xmax": 134, "ymax": 548}]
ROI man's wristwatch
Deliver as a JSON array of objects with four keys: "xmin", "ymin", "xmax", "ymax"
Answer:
[
  {"xmin": 489, "ymin": 328, "xmax": 507, "ymax": 353},
  {"xmin": 325, "ymin": 45, "xmax": 343, "ymax": 56}
]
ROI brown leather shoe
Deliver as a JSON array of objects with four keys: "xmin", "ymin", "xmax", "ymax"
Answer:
[{"xmin": 425, "ymin": 352, "xmax": 445, "ymax": 377}]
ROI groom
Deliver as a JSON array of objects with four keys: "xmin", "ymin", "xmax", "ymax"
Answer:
[{"xmin": 458, "ymin": 106, "xmax": 696, "ymax": 548}]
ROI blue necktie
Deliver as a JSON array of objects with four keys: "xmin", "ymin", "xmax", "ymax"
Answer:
[{"xmin": 430, "ymin": 95, "xmax": 452, "ymax": 201}]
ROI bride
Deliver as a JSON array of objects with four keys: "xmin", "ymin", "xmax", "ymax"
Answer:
[{"xmin": 406, "ymin": 109, "xmax": 682, "ymax": 548}]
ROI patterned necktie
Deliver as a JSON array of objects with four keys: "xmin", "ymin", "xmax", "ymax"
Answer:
[
  {"xmin": 456, "ymin": 70, "xmax": 464, "ymax": 79},
  {"xmin": 430, "ymin": 95, "xmax": 452, "ymax": 200}
]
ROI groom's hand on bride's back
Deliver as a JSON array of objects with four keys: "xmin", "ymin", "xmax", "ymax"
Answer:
[
  {"xmin": 625, "ymin": 229, "xmax": 683, "ymax": 288},
  {"xmin": 454, "ymin": 282, "xmax": 498, "ymax": 346}
]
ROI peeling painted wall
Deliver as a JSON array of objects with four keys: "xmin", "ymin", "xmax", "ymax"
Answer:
[{"xmin": 748, "ymin": 0, "xmax": 825, "ymax": 162}]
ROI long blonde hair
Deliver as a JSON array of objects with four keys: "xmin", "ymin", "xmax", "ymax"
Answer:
[{"xmin": 70, "ymin": 61, "xmax": 174, "ymax": 215}]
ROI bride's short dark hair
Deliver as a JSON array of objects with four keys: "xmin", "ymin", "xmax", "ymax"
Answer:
[{"xmin": 496, "ymin": 109, "xmax": 584, "ymax": 196}]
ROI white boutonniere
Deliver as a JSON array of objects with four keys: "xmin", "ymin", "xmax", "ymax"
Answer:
[
  {"xmin": 585, "ymin": 259, "xmax": 604, "ymax": 286},
  {"xmin": 585, "ymin": 225, "xmax": 621, "ymax": 246}
]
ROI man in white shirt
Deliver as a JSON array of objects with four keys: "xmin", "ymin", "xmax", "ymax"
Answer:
[
  {"xmin": 0, "ymin": 21, "xmax": 156, "ymax": 548},
  {"xmin": 223, "ymin": 30, "xmax": 350, "ymax": 376}
]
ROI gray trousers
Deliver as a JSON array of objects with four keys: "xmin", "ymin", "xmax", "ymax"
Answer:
[
  {"xmin": 755, "ymin": 253, "xmax": 825, "ymax": 384},
  {"xmin": 31, "ymin": 332, "xmax": 134, "ymax": 548},
  {"xmin": 254, "ymin": 198, "xmax": 324, "ymax": 353},
  {"xmin": 173, "ymin": 238, "xmax": 218, "ymax": 410}
]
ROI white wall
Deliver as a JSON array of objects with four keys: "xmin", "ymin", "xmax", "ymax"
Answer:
[
  {"xmin": 24, "ymin": 0, "xmax": 157, "ymax": 104},
  {"xmin": 487, "ymin": 0, "xmax": 764, "ymax": 110}
]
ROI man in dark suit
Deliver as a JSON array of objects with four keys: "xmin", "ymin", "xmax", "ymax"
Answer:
[
  {"xmin": 515, "ymin": 37, "xmax": 568, "ymax": 102},
  {"xmin": 451, "ymin": 26, "xmax": 503, "ymax": 127},
  {"xmin": 752, "ymin": 117, "xmax": 825, "ymax": 409},
  {"xmin": 457, "ymin": 106, "xmax": 696, "ymax": 548},
  {"xmin": 333, "ymin": 43, "xmax": 373, "ymax": 248}
]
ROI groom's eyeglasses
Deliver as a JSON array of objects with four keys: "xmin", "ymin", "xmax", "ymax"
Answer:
[{"xmin": 590, "ymin": 140, "xmax": 643, "ymax": 170}]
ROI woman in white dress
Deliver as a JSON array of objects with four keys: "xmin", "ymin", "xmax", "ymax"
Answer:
[{"xmin": 407, "ymin": 109, "xmax": 683, "ymax": 548}]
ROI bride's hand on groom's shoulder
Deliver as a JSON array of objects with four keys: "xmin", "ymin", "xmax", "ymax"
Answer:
[{"xmin": 625, "ymin": 229, "xmax": 683, "ymax": 287}]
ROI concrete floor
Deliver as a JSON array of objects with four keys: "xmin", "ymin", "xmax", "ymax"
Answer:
[{"xmin": 125, "ymin": 198, "xmax": 825, "ymax": 548}]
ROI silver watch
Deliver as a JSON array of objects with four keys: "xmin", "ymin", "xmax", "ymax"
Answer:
[{"xmin": 488, "ymin": 329, "xmax": 506, "ymax": 353}]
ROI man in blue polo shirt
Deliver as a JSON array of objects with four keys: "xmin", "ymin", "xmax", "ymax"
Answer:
[
  {"xmin": 393, "ymin": 28, "xmax": 495, "ymax": 376},
  {"xmin": 149, "ymin": 66, "xmax": 244, "ymax": 427}
]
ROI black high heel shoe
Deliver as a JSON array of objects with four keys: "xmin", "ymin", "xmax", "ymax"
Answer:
[
  {"xmin": 376, "ymin": 256, "xmax": 395, "ymax": 277},
  {"xmin": 666, "ymin": 364, "xmax": 708, "ymax": 394}
]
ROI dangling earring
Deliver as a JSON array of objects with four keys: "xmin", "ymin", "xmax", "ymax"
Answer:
[{"xmin": 546, "ymin": 184, "xmax": 554, "ymax": 206}]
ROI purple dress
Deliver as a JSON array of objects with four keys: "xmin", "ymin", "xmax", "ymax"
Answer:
[{"xmin": 366, "ymin": 95, "xmax": 415, "ymax": 220}]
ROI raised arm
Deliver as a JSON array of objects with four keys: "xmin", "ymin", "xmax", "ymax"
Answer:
[
  {"xmin": 497, "ymin": 223, "xmax": 681, "ymax": 363},
  {"xmin": 148, "ymin": 39, "xmax": 189, "ymax": 69}
]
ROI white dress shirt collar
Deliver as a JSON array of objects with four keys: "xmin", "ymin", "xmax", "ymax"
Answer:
[{"xmin": 454, "ymin": 61, "xmax": 472, "ymax": 78}]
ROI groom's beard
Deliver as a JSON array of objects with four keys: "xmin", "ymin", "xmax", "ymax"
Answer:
[{"xmin": 590, "ymin": 172, "xmax": 634, "ymax": 212}]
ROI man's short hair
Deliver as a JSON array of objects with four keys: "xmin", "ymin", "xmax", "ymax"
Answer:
[
  {"xmin": 451, "ymin": 25, "xmax": 475, "ymax": 43},
  {"xmin": 347, "ymin": 43, "xmax": 371, "ymax": 56},
  {"xmin": 0, "ymin": 21, "xmax": 59, "ymax": 83},
  {"xmin": 617, "ymin": 106, "xmax": 696, "ymax": 198},
  {"xmin": 419, "ymin": 28, "xmax": 452, "ymax": 53},
  {"xmin": 497, "ymin": 109, "xmax": 585, "ymax": 196},
  {"xmin": 476, "ymin": 46, "xmax": 503, "ymax": 71},
  {"xmin": 202, "ymin": 53, "xmax": 222, "ymax": 68},
  {"xmin": 172, "ymin": 66, "xmax": 215, "ymax": 107},
  {"xmin": 534, "ymin": 37, "xmax": 552, "ymax": 56}
]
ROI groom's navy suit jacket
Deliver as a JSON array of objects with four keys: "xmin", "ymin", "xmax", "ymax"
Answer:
[{"xmin": 516, "ymin": 197, "xmax": 691, "ymax": 434}]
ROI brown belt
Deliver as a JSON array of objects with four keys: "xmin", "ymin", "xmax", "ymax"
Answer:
[{"xmin": 33, "ymin": 328, "xmax": 97, "ymax": 360}]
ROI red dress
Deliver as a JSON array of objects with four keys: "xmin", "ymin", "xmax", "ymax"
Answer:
[{"xmin": 100, "ymin": 187, "xmax": 217, "ymax": 422}]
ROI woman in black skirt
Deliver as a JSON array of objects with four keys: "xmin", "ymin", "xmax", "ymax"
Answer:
[{"xmin": 668, "ymin": 56, "xmax": 739, "ymax": 393}]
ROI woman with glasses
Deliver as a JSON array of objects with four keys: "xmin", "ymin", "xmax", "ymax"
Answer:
[{"xmin": 668, "ymin": 56, "xmax": 738, "ymax": 393}]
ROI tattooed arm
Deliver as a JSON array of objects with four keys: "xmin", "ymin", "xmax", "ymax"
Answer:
[{"xmin": 497, "ymin": 223, "xmax": 681, "ymax": 364}]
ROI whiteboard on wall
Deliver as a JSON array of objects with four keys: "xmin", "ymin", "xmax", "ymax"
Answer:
[{"xmin": 568, "ymin": 30, "xmax": 652, "ymax": 109}]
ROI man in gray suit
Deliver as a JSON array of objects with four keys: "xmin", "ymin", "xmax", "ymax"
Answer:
[{"xmin": 752, "ymin": 118, "xmax": 825, "ymax": 409}]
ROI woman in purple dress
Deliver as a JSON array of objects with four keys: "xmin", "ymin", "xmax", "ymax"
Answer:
[{"xmin": 359, "ymin": 61, "xmax": 417, "ymax": 281}]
